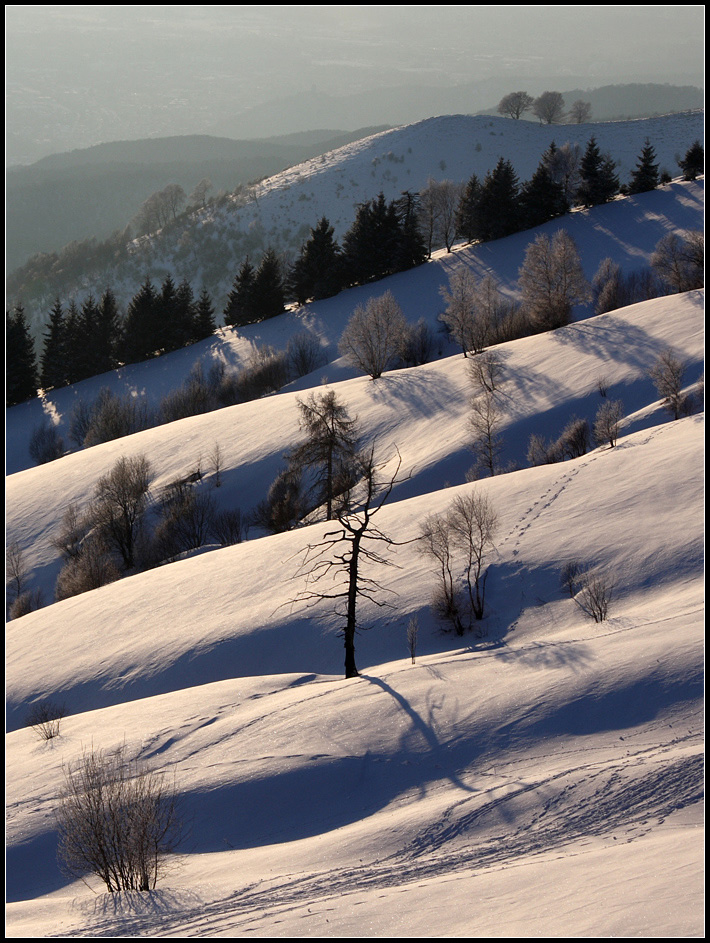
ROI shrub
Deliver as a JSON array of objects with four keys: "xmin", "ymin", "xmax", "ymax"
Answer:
[
  {"xmin": 9, "ymin": 587, "xmax": 44, "ymax": 619},
  {"xmin": 562, "ymin": 562, "xmax": 614, "ymax": 623},
  {"xmin": 593, "ymin": 400, "xmax": 624, "ymax": 448},
  {"xmin": 29, "ymin": 421, "xmax": 65, "ymax": 465},
  {"xmin": 209, "ymin": 507, "xmax": 247, "ymax": 546},
  {"xmin": 26, "ymin": 700, "xmax": 65, "ymax": 741},
  {"xmin": 56, "ymin": 745, "xmax": 182, "ymax": 893}
]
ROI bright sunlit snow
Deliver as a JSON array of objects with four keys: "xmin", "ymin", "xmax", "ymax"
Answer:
[{"xmin": 5, "ymin": 111, "xmax": 704, "ymax": 937}]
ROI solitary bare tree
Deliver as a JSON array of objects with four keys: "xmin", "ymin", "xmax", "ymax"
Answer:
[
  {"xmin": 293, "ymin": 446, "xmax": 406, "ymax": 678},
  {"xmin": 497, "ymin": 90, "xmax": 534, "ymax": 120}
]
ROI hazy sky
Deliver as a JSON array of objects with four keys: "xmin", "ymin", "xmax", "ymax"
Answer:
[{"xmin": 5, "ymin": 5, "xmax": 705, "ymax": 164}]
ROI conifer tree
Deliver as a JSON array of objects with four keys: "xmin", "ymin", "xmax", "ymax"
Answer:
[
  {"xmin": 576, "ymin": 137, "xmax": 619, "ymax": 208},
  {"xmin": 63, "ymin": 300, "xmax": 85, "ymax": 384},
  {"xmin": 519, "ymin": 162, "xmax": 569, "ymax": 230},
  {"xmin": 678, "ymin": 140, "xmax": 704, "ymax": 181},
  {"xmin": 40, "ymin": 298, "xmax": 68, "ymax": 389},
  {"xmin": 193, "ymin": 287, "xmax": 216, "ymax": 339},
  {"xmin": 251, "ymin": 247, "xmax": 285, "ymax": 321},
  {"xmin": 628, "ymin": 138, "xmax": 660, "ymax": 194},
  {"xmin": 6, "ymin": 303, "xmax": 38, "ymax": 405},
  {"xmin": 455, "ymin": 173, "xmax": 482, "ymax": 244},
  {"xmin": 342, "ymin": 193, "xmax": 400, "ymax": 285},
  {"xmin": 393, "ymin": 191, "xmax": 427, "ymax": 272},
  {"xmin": 224, "ymin": 258, "xmax": 257, "ymax": 328},
  {"xmin": 474, "ymin": 158, "xmax": 521, "ymax": 242},
  {"xmin": 289, "ymin": 390, "xmax": 360, "ymax": 521},
  {"xmin": 120, "ymin": 277, "xmax": 159, "ymax": 363},
  {"xmin": 94, "ymin": 288, "xmax": 121, "ymax": 375},
  {"xmin": 290, "ymin": 217, "xmax": 343, "ymax": 304},
  {"xmin": 173, "ymin": 279, "xmax": 197, "ymax": 348}
]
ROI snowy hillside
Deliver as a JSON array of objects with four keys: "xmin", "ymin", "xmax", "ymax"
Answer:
[
  {"xmin": 13, "ymin": 110, "xmax": 704, "ymax": 328},
  {"xmin": 5, "ymin": 132, "xmax": 705, "ymax": 934}
]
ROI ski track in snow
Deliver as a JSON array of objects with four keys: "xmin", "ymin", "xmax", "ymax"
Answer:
[{"xmin": 53, "ymin": 735, "xmax": 703, "ymax": 938}]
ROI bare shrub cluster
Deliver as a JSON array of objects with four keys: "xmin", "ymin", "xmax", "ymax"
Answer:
[
  {"xmin": 420, "ymin": 490, "xmax": 498, "ymax": 635},
  {"xmin": 56, "ymin": 746, "xmax": 182, "ymax": 893},
  {"xmin": 26, "ymin": 700, "xmax": 66, "ymax": 741},
  {"xmin": 561, "ymin": 561, "xmax": 614, "ymax": 623}
]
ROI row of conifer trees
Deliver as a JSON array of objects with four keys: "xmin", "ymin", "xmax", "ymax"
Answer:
[{"xmin": 7, "ymin": 136, "xmax": 703, "ymax": 406}]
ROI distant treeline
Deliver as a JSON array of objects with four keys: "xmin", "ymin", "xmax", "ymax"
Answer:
[{"xmin": 6, "ymin": 137, "xmax": 704, "ymax": 407}]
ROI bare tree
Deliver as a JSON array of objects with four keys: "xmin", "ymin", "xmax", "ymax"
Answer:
[
  {"xmin": 56, "ymin": 745, "xmax": 182, "ymax": 893},
  {"xmin": 92, "ymin": 454, "xmax": 153, "ymax": 570},
  {"xmin": 29, "ymin": 420, "xmax": 65, "ymax": 465},
  {"xmin": 439, "ymin": 267, "xmax": 484, "ymax": 356},
  {"xmin": 293, "ymin": 446, "xmax": 406, "ymax": 678},
  {"xmin": 533, "ymin": 91, "xmax": 566, "ymax": 124},
  {"xmin": 651, "ymin": 231, "xmax": 704, "ymax": 293},
  {"xmin": 406, "ymin": 614, "xmax": 419, "ymax": 664},
  {"xmin": 470, "ymin": 389, "xmax": 505, "ymax": 477},
  {"xmin": 593, "ymin": 399, "xmax": 624, "ymax": 448},
  {"xmin": 6, "ymin": 539, "xmax": 29, "ymax": 605},
  {"xmin": 518, "ymin": 229, "xmax": 591, "ymax": 331},
  {"xmin": 497, "ymin": 90, "xmax": 534, "ymax": 120},
  {"xmin": 543, "ymin": 141, "xmax": 582, "ymax": 204},
  {"xmin": 469, "ymin": 350, "xmax": 505, "ymax": 395},
  {"xmin": 568, "ymin": 99, "xmax": 592, "ymax": 124},
  {"xmin": 650, "ymin": 347, "xmax": 686, "ymax": 420},
  {"xmin": 339, "ymin": 291, "xmax": 408, "ymax": 379},
  {"xmin": 420, "ymin": 489, "xmax": 498, "ymax": 634}
]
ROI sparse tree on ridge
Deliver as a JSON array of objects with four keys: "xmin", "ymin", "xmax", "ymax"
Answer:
[
  {"xmin": 533, "ymin": 91, "xmax": 566, "ymax": 125},
  {"xmin": 439, "ymin": 267, "xmax": 482, "ymax": 357},
  {"xmin": 497, "ymin": 91, "xmax": 534, "ymax": 120},
  {"xmin": 420, "ymin": 489, "xmax": 498, "ymax": 634},
  {"xmin": 650, "ymin": 231, "xmax": 704, "ymax": 293},
  {"xmin": 568, "ymin": 100, "xmax": 592, "ymax": 124}
]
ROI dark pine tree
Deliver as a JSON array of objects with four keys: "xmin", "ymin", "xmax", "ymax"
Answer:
[
  {"xmin": 120, "ymin": 277, "xmax": 159, "ymax": 364},
  {"xmin": 393, "ymin": 191, "xmax": 427, "ymax": 272},
  {"xmin": 289, "ymin": 217, "xmax": 343, "ymax": 305},
  {"xmin": 173, "ymin": 279, "xmax": 197, "ymax": 348},
  {"xmin": 455, "ymin": 173, "xmax": 482, "ymax": 244},
  {"xmin": 678, "ymin": 140, "xmax": 704, "ymax": 181},
  {"xmin": 576, "ymin": 136, "xmax": 619, "ymax": 208},
  {"xmin": 63, "ymin": 300, "xmax": 85, "ymax": 384},
  {"xmin": 7, "ymin": 303, "xmax": 38, "ymax": 406},
  {"xmin": 342, "ymin": 192, "xmax": 401, "ymax": 285},
  {"xmin": 40, "ymin": 298, "xmax": 68, "ymax": 389},
  {"xmin": 251, "ymin": 247, "xmax": 286, "ymax": 321},
  {"xmin": 193, "ymin": 287, "xmax": 216, "ymax": 340},
  {"xmin": 474, "ymin": 158, "xmax": 521, "ymax": 242},
  {"xmin": 224, "ymin": 257, "xmax": 257, "ymax": 328},
  {"xmin": 519, "ymin": 162, "xmax": 569, "ymax": 230},
  {"xmin": 94, "ymin": 287, "xmax": 121, "ymax": 375},
  {"xmin": 628, "ymin": 139, "xmax": 660, "ymax": 194}
]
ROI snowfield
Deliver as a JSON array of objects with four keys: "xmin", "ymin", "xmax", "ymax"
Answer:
[{"xmin": 5, "ymin": 118, "xmax": 704, "ymax": 936}]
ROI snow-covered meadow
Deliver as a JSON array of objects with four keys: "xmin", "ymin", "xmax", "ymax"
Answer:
[{"xmin": 5, "ymin": 118, "xmax": 704, "ymax": 936}]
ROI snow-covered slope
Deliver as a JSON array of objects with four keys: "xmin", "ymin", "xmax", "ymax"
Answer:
[
  {"xmin": 5, "ymin": 123, "xmax": 704, "ymax": 936},
  {"xmin": 13, "ymin": 111, "xmax": 704, "ymax": 327}
]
